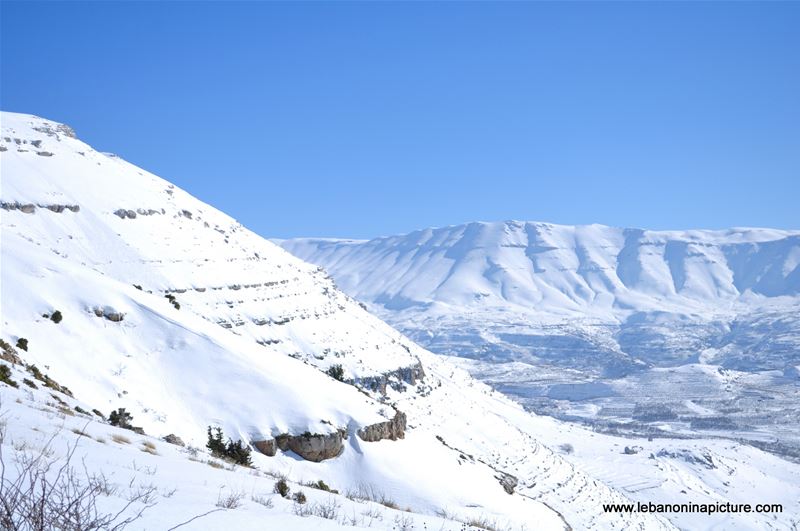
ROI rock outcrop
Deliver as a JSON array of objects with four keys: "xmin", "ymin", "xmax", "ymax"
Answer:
[
  {"xmin": 357, "ymin": 410, "xmax": 407, "ymax": 442},
  {"xmin": 254, "ymin": 429, "xmax": 347, "ymax": 462},
  {"xmin": 495, "ymin": 471, "xmax": 518, "ymax": 494},
  {"xmin": 352, "ymin": 361, "xmax": 425, "ymax": 394}
]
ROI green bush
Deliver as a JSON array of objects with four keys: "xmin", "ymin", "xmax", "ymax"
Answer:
[
  {"xmin": 274, "ymin": 479, "xmax": 290, "ymax": 498},
  {"xmin": 109, "ymin": 408, "xmax": 133, "ymax": 429},
  {"xmin": 22, "ymin": 378, "xmax": 37, "ymax": 389},
  {"xmin": 50, "ymin": 311, "xmax": 63, "ymax": 324},
  {"xmin": 16, "ymin": 338, "xmax": 28, "ymax": 351},
  {"xmin": 326, "ymin": 364, "xmax": 344, "ymax": 382},
  {"xmin": 0, "ymin": 364, "xmax": 18, "ymax": 388}
]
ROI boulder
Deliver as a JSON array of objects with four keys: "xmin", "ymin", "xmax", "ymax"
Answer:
[
  {"xmin": 275, "ymin": 429, "xmax": 346, "ymax": 462},
  {"xmin": 253, "ymin": 439, "xmax": 277, "ymax": 456},
  {"xmin": 162, "ymin": 434, "xmax": 185, "ymax": 447}
]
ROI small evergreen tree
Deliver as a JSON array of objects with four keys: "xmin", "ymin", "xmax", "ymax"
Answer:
[
  {"xmin": 109, "ymin": 408, "xmax": 133, "ymax": 429},
  {"xmin": 225, "ymin": 439, "xmax": 252, "ymax": 467},
  {"xmin": 16, "ymin": 338, "xmax": 28, "ymax": 351},
  {"xmin": 206, "ymin": 426, "xmax": 252, "ymax": 466},
  {"xmin": 50, "ymin": 310, "xmax": 63, "ymax": 323},
  {"xmin": 206, "ymin": 426, "xmax": 226, "ymax": 456}
]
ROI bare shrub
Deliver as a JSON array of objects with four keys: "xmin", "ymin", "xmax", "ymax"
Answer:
[
  {"xmin": 216, "ymin": 489, "xmax": 244, "ymax": 509},
  {"xmin": 292, "ymin": 490, "xmax": 307, "ymax": 504},
  {"xmin": 0, "ymin": 425, "xmax": 157, "ymax": 530},
  {"xmin": 393, "ymin": 514, "xmax": 414, "ymax": 531},
  {"xmin": 250, "ymin": 493, "xmax": 274, "ymax": 508},
  {"xmin": 313, "ymin": 497, "xmax": 341, "ymax": 520}
]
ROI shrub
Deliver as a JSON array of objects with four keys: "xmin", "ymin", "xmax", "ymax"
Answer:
[
  {"xmin": 292, "ymin": 490, "xmax": 307, "ymax": 504},
  {"xmin": 274, "ymin": 479, "xmax": 290, "ymax": 498},
  {"xmin": 74, "ymin": 405, "xmax": 89, "ymax": 415},
  {"xmin": 559, "ymin": 443, "xmax": 574, "ymax": 454},
  {"xmin": 50, "ymin": 311, "xmax": 63, "ymax": 324},
  {"xmin": 325, "ymin": 364, "xmax": 344, "ymax": 382},
  {"xmin": 1, "ymin": 364, "xmax": 19, "ymax": 388},
  {"xmin": 23, "ymin": 378, "xmax": 37, "ymax": 389},
  {"xmin": 216, "ymin": 490, "xmax": 243, "ymax": 509},
  {"xmin": 16, "ymin": 338, "xmax": 28, "ymax": 351},
  {"xmin": 109, "ymin": 408, "xmax": 133, "ymax": 429},
  {"xmin": 164, "ymin": 294, "xmax": 180, "ymax": 310},
  {"xmin": 251, "ymin": 494, "xmax": 274, "ymax": 508},
  {"xmin": 306, "ymin": 479, "xmax": 337, "ymax": 493}
]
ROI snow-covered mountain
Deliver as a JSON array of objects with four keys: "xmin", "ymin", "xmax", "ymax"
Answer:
[
  {"xmin": 2, "ymin": 112, "xmax": 799, "ymax": 530},
  {"xmin": 281, "ymin": 222, "xmax": 800, "ymax": 456}
]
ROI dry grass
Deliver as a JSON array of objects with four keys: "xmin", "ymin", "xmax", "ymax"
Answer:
[
  {"xmin": 140, "ymin": 441, "xmax": 158, "ymax": 456},
  {"xmin": 111, "ymin": 434, "xmax": 131, "ymax": 445}
]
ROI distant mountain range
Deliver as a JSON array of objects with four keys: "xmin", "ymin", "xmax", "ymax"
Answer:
[{"xmin": 281, "ymin": 220, "xmax": 800, "ymax": 455}]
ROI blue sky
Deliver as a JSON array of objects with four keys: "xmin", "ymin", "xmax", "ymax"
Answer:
[{"xmin": 2, "ymin": 1, "xmax": 798, "ymax": 239}]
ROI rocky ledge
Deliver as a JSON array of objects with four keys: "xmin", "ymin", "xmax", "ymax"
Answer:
[{"xmin": 357, "ymin": 410, "xmax": 407, "ymax": 442}]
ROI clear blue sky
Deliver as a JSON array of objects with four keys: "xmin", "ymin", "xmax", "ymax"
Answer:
[{"xmin": 2, "ymin": 1, "xmax": 798, "ymax": 238}]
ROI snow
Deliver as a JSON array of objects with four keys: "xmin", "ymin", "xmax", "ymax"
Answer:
[
  {"xmin": 280, "ymin": 220, "xmax": 800, "ymax": 454},
  {"xmin": 2, "ymin": 111, "xmax": 799, "ymax": 530}
]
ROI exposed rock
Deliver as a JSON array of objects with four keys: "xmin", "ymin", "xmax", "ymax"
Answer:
[
  {"xmin": 0, "ymin": 340, "xmax": 22, "ymax": 365},
  {"xmin": 46, "ymin": 204, "xmax": 65, "ymax": 213},
  {"xmin": 162, "ymin": 433, "xmax": 185, "ymax": 447},
  {"xmin": 106, "ymin": 312, "xmax": 125, "ymax": 322},
  {"xmin": 624, "ymin": 445, "xmax": 642, "ymax": 455},
  {"xmin": 352, "ymin": 361, "xmax": 425, "ymax": 394},
  {"xmin": 357, "ymin": 410, "xmax": 407, "ymax": 442},
  {"xmin": 36, "ymin": 151, "xmax": 54, "ymax": 157},
  {"xmin": 274, "ymin": 429, "xmax": 347, "ymax": 462},
  {"xmin": 33, "ymin": 123, "xmax": 76, "ymax": 138},
  {"xmin": 0, "ymin": 146, "xmax": 7, "ymax": 152},
  {"xmin": 495, "ymin": 471, "xmax": 518, "ymax": 495},
  {"xmin": 93, "ymin": 307, "xmax": 125, "ymax": 322},
  {"xmin": 253, "ymin": 439, "xmax": 277, "ymax": 456},
  {"xmin": 30, "ymin": 140, "xmax": 42, "ymax": 148}
]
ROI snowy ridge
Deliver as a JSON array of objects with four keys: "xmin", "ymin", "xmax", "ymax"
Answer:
[
  {"xmin": 280, "ymin": 221, "xmax": 800, "ymax": 317},
  {"xmin": 2, "ymin": 112, "xmax": 799, "ymax": 529}
]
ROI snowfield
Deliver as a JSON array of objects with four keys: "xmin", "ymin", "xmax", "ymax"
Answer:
[{"xmin": 1, "ymin": 111, "xmax": 799, "ymax": 529}]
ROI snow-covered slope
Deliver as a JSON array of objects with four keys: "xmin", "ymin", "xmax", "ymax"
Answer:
[
  {"xmin": 3, "ymin": 112, "xmax": 798, "ymax": 529},
  {"xmin": 281, "ymin": 221, "xmax": 800, "ymax": 455}
]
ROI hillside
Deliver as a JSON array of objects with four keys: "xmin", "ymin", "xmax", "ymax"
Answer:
[{"xmin": 2, "ymin": 112, "xmax": 798, "ymax": 529}]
